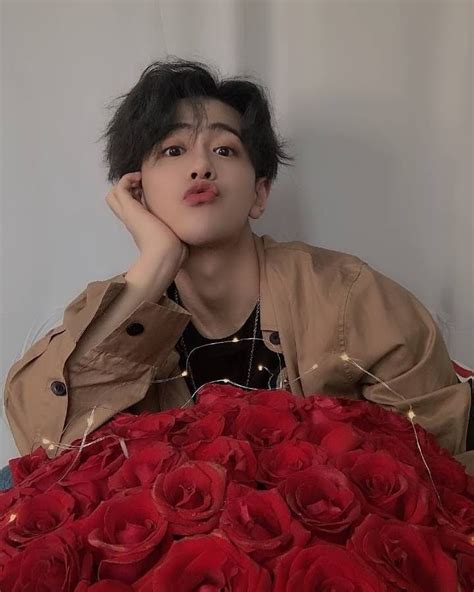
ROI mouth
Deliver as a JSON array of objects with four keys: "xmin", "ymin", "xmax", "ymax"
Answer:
[{"xmin": 183, "ymin": 191, "xmax": 219, "ymax": 206}]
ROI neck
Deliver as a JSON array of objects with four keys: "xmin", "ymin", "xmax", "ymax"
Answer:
[{"xmin": 175, "ymin": 224, "xmax": 260, "ymax": 339}]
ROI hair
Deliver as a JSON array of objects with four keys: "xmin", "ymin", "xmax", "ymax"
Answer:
[{"xmin": 97, "ymin": 56, "xmax": 295, "ymax": 185}]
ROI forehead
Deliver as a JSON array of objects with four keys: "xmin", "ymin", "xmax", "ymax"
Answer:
[{"xmin": 172, "ymin": 98, "xmax": 242, "ymax": 132}]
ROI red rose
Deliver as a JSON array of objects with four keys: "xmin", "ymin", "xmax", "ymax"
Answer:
[
  {"xmin": 108, "ymin": 442, "xmax": 186, "ymax": 494},
  {"xmin": 0, "ymin": 528, "xmax": 93, "ymax": 592},
  {"xmin": 74, "ymin": 490, "xmax": 169, "ymax": 584},
  {"xmin": 192, "ymin": 388, "xmax": 248, "ymax": 431},
  {"xmin": 296, "ymin": 395, "xmax": 369, "ymax": 423},
  {"xmin": 360, "ymin": 432, "xmax": 425, "ymax": 473},
  {"xmin": 0, "ymin": 529, "xmax": 18, "ymax": 578},
  {"xmin": 219, "ymin": 482, "xmax": 310, "ymax": 567},
  {"xmin": 231, "ymin": 405, "xmax": 299, "ymax": 450},
  {"xmin": 273, "ymin": 543, "xmax": 386, "ymax": 592},
  {"xmin": 335, "ymin": 449, "xmax": 434, "ymax": 524},
  {"xmin": 11, "ymin": 448, "xmax": 74, "ymax": 493},
  {"xmin": 256, "ymin": 439, "xmax": 327, "ymax": 487},
  {"xmin": 434, "ymin": 486, "xmax": 474, "ymax": 532},
  {"xmin": 99, "ymin": 412, "xmax": 175, "ymax": 442},
  {"xmin": 457, "ymin": 553, "xmax": 474, "ymax": 592},
  {"xmin": 59, "ymin": 439, "xmax": 127, "ymax": 515},
  {"xmin": 151, "ymin": 460, "xmax": 227, "ymax": 535},
  {"xmin": 0, "ymin": 490, "xmax": 24, "ymax": 574},
  {"xmin": 8, "ymin": 446, "xmax": 49, "ymax": 486},
  {"xmin": 195, "ymin": 383, "xmax": 250, "ymax": 406},
  {"xmin": 293, "ymin": 409, "xmax": 364, "ymax": 456},
  {"xmin": 133, "ymin": 531, "xmax": 271, "ymax": 592},
  {"xmin": 170, "ymin": 412, "xmax": 225, "ymax": 450},
  {"xmin": 2, "ymin": 386, "xmax": 472, "ymax": 589},
  {"xmin": 348, "ymin": 513, "xmax": 458, "ymax": 591},
  {"xmin": 354, "ymin": 406, "xmax": 457, "ymax": 470},
  {"xmin": 247, "ymin": 389, "xmax": 302, "ymax": 413},
  {"xmin": 3, "ymin": 489, "xmax": 76, "ymax": 547},
  {"xmin": 437, "ymin": 525, "xmax": 474, "ymax": 554},
  {"xmin": 352, "ymin": 403, "xmax": 414, "ymax": 434},
  {"xmin": 188, "ymin": 436, "xmax": 258, "ymax": 484},
  {"xmin": 94, "ymin": 412, "xmax": 138, "ymax": 434},
  {"xmin": 163, "ymin": 408, "xmax": 203, "ymax": 446},
  {"xmin": 277, "ymin": 465, "xmax": 362, "ymax": 544},
  {"xmin": 77, "ymin": 581, "xmax": 134, "ymax": 592},
  {"xmin": 0, "ymin": 488, "xmax": 21, "ymax": 530},
  {"xmin": 422, "ymin": 451, "xmax": 469, "ymax": 494},
  {"xmin": 466, "ymin": 473, "xmax": 474, "ymax": 498},
  {"xmin": 412, "ymin": 424, "xmax": 452, "ymax": 456}
]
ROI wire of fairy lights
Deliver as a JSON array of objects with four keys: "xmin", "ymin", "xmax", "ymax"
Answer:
[{"xmin": 35, "ymin": 335, "xmax": 443, "ymax": 505}]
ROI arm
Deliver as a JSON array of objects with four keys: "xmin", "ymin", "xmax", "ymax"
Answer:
[
  {"xmin": 3, "ymin": 258, "xmax": 191, "ymax": 458},
  {"xmin": 3, "ymin": 171, "xmax": 195, "ymax": 458},
  {"xmin": 342, "ymin": 262, "xmax": 472, "ymax": 457},
  {"xmin": 66, "ymin": 254, "xmax": 184, "ymax": 362}
]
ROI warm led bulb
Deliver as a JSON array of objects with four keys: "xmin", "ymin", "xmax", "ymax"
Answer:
[
  {"xmin": 181, "ymin": 370, "xmax": 188, "ymax": 377},
  {"xmin": 223, "ymin": 378, "xmax": 229, "ymax": 383},
  {"xmin": 340, "ymin": 353, "xmax": 349, "ymax": 361},
  {"xmin": 407, "ymin": 410, "xmax": 416, "ymax": 420},
  {"xmin": 232, "ymin": 337, "xmax": 239, "ymax": 342},
  {"xmin": 258, "ymin": 365, "xmax": 263, "ymax": 371}
]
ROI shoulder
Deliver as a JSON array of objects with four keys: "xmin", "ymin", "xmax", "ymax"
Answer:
[
  {"xmin": 259, "ymin": 233, "xmax": 367, "ymax": 287},
  {"xmin": 259, "ymin": 233, "xmax": 423, "ymax": 310}
]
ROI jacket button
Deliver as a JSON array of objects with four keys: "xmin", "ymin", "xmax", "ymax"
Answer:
[
  {"xmin": 50, "ymin": 381, "xmax": 67, "ymax": 396},
  {"xmin": 126, "ymin": 322, "xmax": 144, "ymax": 336},
  {"xmin": 269, "ymin": 331, "xmax": 281, "ymax": 345}
]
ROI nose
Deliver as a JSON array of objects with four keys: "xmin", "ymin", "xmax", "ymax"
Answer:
[
  {"xmin": 191, "ymin": 169, "xmax": 212, "ymax": 180},
  {"xmin": 190, "ymin": 145, "xmax": 216, "ymax": 180}
]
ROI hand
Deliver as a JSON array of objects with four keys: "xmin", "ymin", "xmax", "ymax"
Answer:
[{"xmin": 105, "ymin": 172, "xmax": 189, "ymax": 269}]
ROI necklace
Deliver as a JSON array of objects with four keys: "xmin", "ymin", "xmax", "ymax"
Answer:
[{"xmin": 173, "ymin": 285, "xmax": 261, "ymax": 393}]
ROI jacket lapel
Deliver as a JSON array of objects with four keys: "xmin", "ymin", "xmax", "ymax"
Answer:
[{"xmin": 256, "ymin": 233, "xmax": 303, "ymax": 397}]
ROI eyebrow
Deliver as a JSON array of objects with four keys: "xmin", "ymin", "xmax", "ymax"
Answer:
[{"xmin": 165, "ymin": 122, "xmax": 243, "ymax": 142}]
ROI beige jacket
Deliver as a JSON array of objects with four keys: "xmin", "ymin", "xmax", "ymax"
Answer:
[{"xmin": 4, "ymin": 233, "xmax": 473, "ymax": 474}]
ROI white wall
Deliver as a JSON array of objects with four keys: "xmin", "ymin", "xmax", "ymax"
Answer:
[{"xmin": 1, "ymin": 0, "xmax": 472, "ymax": 465}]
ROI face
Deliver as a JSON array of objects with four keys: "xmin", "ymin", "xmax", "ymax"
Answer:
[{"xmin": 140, "ymin": 98, "xmax": 271, "ymax": 247}]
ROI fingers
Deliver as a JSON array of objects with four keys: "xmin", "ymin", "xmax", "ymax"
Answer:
[
  {"xmin": 106, "ymin": 171, "xmax": 142, "ymax": 213},
  {"xmin": 120, "ymin": 171, "xmax": 142, "ymax": 201},
  {"xmin": 118, "ymin": 171, "xmax": 142, "ymax": 189}
]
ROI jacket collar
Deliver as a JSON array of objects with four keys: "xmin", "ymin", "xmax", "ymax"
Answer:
[{"xmin": 253, "ymin": 232, "xmax": 278, "ymax": 336}]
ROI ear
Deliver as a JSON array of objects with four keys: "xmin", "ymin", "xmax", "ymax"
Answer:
[{"xmin": 249, "ymin": 177, "xmax": 271, "ymax": 220}]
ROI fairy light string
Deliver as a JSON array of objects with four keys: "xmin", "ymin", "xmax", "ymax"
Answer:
[
  {"xmin": 28, "ymin": 333, "xmax": 452, "ymax": 507},
  {"xmin": 340, "ymin": 352, "xmax": 441, "ymax": 504}
]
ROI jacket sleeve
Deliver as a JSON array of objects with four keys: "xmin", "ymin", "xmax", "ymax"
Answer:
[
  {"xmin": 342, "ymin": 262, "xmax": 472, "ymax": 461},
  {"xmin": 3, "ymin": 272, "xmax": 191, "ymax": 458}
]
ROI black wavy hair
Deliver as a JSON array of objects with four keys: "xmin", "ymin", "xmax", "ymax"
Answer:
[{"xmin": 97, "ymin": 56, "xmax": 295, "ymax": 185}]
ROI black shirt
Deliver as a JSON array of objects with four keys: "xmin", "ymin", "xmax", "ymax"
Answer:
[
  {"xmin": 165, "ymin": 284, "xmax": 474, "ymax": 452},
  {"xmin": 166, "ymin": 281, "xmax": 286, "ymax": 401}
]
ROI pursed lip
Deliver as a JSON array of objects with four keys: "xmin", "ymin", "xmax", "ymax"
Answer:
[
  {"xmin": 184, "ymin": 191, "xmax": 218, "ymax": 206},
  {"xmin": 183, "ymin": 181, "xmax": 219, "ymax": 199}
]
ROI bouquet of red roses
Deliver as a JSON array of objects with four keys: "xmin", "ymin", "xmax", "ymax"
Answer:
[{"xmin": 0, "ymin": 384, "xmax": 473, "ymax": 591}]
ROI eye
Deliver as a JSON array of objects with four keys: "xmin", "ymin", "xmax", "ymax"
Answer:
[
  {"xmin": 162, "ymin": 146, "xmax": 184, "ymax": 157},
  {"xmin": 214, "ymin": 146, "xmax": 236, "ymax": 157},
  {"xmin": 162, "ymin": 145, "xmax": 237, "ymax": 157}
]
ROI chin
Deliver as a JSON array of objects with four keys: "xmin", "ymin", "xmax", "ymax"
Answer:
[{"xmin": 177, "ymin": 224, "xmax": 246, "ymax": 249}]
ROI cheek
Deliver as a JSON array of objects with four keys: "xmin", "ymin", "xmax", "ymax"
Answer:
[{"xmin": 142, "ymin": 177, "xmax": 178, "ymax": 210}]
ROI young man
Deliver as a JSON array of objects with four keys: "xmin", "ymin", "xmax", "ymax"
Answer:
[{"xmin": 4, "ymin": 58, "xmax": 473, "ymax": 475}]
